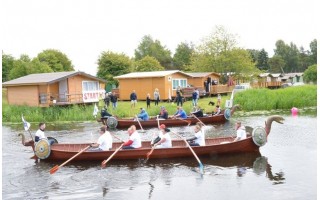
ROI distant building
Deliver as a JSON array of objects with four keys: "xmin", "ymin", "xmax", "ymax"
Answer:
[{"xmin": 2, "ymin": 71, "xmax": 106, "ymax": 107}]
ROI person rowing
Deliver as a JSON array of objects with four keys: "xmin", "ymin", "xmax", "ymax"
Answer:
[
  {"xmin": 172, "ymin": 106, "xmax": 187, "ymax": 119},
  {"xmin": 186, "ymin": 123, "xmax": 205, "ymax": 146},
  {"xmin": 122, "ymin": 125, "xmax": 142, "ymax": 149},
  {"xmin": 151, "ymin": 124, "xmax": 172, "ymax": 148},
  {"xmin": 89, "ymin": 126, "xmax": 113, "ymax": 151}
]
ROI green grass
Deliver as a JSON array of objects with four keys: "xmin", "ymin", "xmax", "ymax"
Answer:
[{"xmin": 2, "ymin": 85, "xmax": 317, "ymax": 123}]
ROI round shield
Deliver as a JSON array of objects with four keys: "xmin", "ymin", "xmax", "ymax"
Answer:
[
  {"xmin": 35, "ymin": 139, "xmax": 51, "ymax": 159},
  {"xmin": 252, "ymin": 126, "xmax": 267, "ymax": 147},
  {"xmin": 47, "ymin": 137, "xmax": 58, "ymax": 144},
  {"xmin": 253, "ymin": 156, "xmax": 268, "ymax": 175},
  {"xmin": 107, "ymin": 117, "xmax": 118, "ymax": 129},
  {"xmin": 224, "ymin": 108, "xmax": 231, "ymax": 120}
]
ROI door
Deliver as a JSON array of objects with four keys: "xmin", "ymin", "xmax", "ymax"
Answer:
[{"xmin": 59, "ymin": 79, "xmax": 68, "ymax": 102}]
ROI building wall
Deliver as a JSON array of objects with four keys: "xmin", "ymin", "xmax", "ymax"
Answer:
[
  {"xmin": 7, "ymin": 86, "xmax": 39, "ymax": 106},
  {"xmin": 188, "ymin": 74, "xmax": 220, "ymax": 88}
]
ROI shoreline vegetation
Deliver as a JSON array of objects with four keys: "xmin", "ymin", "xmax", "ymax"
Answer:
[{"xmin": 2, "ymin": 85, "xmax": 317, "ymax": 124}]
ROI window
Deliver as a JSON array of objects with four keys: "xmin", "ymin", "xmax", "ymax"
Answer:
[
  {"xmin": 82, "ymin": 81, "xmax": 99, "ymax": 91},
  {"xmin": 172, "ymin": 79, "xmax": 187, "ymax": 90}
]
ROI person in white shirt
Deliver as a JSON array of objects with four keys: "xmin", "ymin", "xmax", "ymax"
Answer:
[
  {"xmin": 123, "ymin": 125, "xmax": 142, "ymax": 149},
  {"xmin": 35, "ymin": 122, "xmax": 54, "ymax": 145},
  {"xmin": 90, "ymin": 126, "xmax": 113, "ymax": 151},
  {"xmin": 153, "ymin": 124, "xmax": 172, "ymax": 148},
  {"xmin": 186, "ymin": 124, "xmax": 205, "ymax": 146},
  {"xmin": 233, "ymin": 121, "xmax": 247, "ymax": 142}
]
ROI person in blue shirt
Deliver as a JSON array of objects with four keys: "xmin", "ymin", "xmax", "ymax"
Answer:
[
  {"xmin": 137, "ymin": 108, "xmax": 149, "ymax": 121},
  {"xmin": 172, "ymin": 106, "xmax": 188, "ymax": 119},
  {"xmin": 130, "ymin": 90, "xmax": 137, "ymax": 108},
  {"xmin": 192, "ymin": 89, "xmax": 198, "ymax": 106}
]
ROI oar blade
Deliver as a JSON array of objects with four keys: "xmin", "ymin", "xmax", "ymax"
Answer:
[
  {"xmin": 101, "ymin": 160, "xmax": 107, "ymax": 168},
  {"xmin": 49, "ymin": 165, "xmax": 59, "ymax": 174},
  {"xmin": 199, "ymin": 163, "xmax": 204, "ymax": 174}
]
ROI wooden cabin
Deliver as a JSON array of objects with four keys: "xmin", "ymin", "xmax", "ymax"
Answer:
[
  {"xmin": 2, "ymin": 71, "xmax": 106, "ymax": 107},
  {"xmin": 114, "ymin": 70, "xmax": 194, "ymax": 100}
]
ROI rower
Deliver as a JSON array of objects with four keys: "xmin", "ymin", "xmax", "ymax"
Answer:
[{"xmin": 122, "ymin": 125, "xmax": 142, "ymax": 149}]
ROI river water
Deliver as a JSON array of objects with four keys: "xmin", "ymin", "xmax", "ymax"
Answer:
[{"xmin": 2, "ymin": 113, "xmax": 317, "ymax": 200}]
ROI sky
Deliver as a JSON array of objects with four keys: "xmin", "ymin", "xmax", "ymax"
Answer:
[{"xmin": 1, "ymin": 0, "xmax": 318, "ymax": 76}]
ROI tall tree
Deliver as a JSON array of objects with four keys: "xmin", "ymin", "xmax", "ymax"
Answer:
[
  {"xmin": 257, "ymin": 49, "xmax": 269, "ymax": 71},
  {"xmin": 173, "ymin": 42, "xmax": 194, "ymax": 70},
  {"xmin": 134, "ymin": 35, "xmax": 172, "ymax": 69},
  {"xmin": 37, "ymin": 49, "xmax": 74, "ymax": 72},
  {"xmin": 274, "ymin": 40, "xmax": 300, "ymax": 73},
  {"xmin": 134, "ymin": 56, "xmax": 164, "ymax": 72},
  {"xmin": 97, "ymin": 51, "xmax": 132, "ymax": 86},
  {"xmin": 8, "ymin": 54, "xmax": 31, "ymax": 80},
  {"xmin": 268, "ymin": 55, "xmax": 285, "ymax": 73},
  {"xmin": 247, "ymin": 49, "xmax": 260, "ymax": 64},
  {"xmin": 2, "ymin": 52, "xmax": 15, "ymax": 82},
  {"xmin": 309, "ymin": 39, "xmax": 317, "ymax": 65}
]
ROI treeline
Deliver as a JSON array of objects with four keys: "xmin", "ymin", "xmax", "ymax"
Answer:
[{"xmin": 2, "ymin": 26, "xmax": 317, "ymax": 85}]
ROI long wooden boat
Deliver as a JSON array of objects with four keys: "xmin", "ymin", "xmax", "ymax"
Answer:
[
  {"xmin": 99, "ymin": 105, "xmax": 240, "ymax": 129},
  {"xmin": 19, "ymin": 115, "xmax": 284, "ymax": 162}
]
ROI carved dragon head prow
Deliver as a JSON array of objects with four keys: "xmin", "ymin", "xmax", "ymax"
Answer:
[
  {"xmin": 18, "ymin": 133, "xmax": 35, "ymax": 147},
  {"xmin": 265, "ymin": 115, "xmax": 285, "ymax": 135},
  {"xmin": 231, "ymin": 104, "xmax": 241, "ymax": 116}
]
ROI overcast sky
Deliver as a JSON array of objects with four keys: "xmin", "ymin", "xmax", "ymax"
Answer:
[{"xmin": 2, "ymin": 0, "xmax": 318, "ymax": 76}]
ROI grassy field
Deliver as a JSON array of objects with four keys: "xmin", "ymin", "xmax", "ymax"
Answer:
[{"xmin": 2, "ymin": 85, "xmax": 317, "ymax": 123}]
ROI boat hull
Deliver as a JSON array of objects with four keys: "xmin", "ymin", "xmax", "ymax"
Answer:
[
  {"xmin": 46, "ymin": 137, "xmax": 260, "ymax": 161},
  {"xmin": 101, "ymin": 114, "xmax": 227, "ymax": 129}
]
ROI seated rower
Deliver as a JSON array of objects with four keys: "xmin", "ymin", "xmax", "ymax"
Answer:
[
  {"xmin": 233, "ymin": 121, "xmax": 247, "ymax": 142},
  {"xmin": 172, "ymin": 106, "xmax": 187, "ymax": 119},
  {"xmin": 101, "ymin": 107, "xmax": 112, "ymax": 118},
  {"xmin": 151, "ymin": 124, "xmax": 172, "ymax": 148},
  {"xmin": 137, "ymin": 108, "xmax": 149, "ymax": 121},
  {"xmin": 89, "ymin": 126, "xmax": 113, "ymax": 151},
  {"xmin": 122, "ymin": 125, "xmax": 142, "ymax": 149},
  {"xmin": 186, "ymin": 124, "xmax": 205, "ymax": 146},
  {"xmin": 191, "ymin": 106, "xmax": 204, "ymax": 117},
  {"xmin": 212, "ymin": 105, "xmax": 221, "ymax": 116},
  {"xmin": 158, "ymin": 106, "xmax": 168, "ymax": 119}
]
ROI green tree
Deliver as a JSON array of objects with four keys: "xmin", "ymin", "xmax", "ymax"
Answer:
[
  {"xmin": 247, "ymin": 49, "xmax": 260, "ymax": 64},
  {"xmin": 303, "ymin": 64, "xmax": 317, "ymax": 84},
  {"xmin": 309, "ymin": 39, "xmax": 317, "ymax": 65},
  {"xmin": 134, "ymin": 56, "xmax": 164, "ymax": 72},
  {"xmin": 173, "ymin": 42, "xmax": 194, "ymax": 70},
  {"xmin": 97, "ymin": 51, "xmax": 132, "ymax": 86},
  {"xmin": 134, "ymin": 35, "xmax": 172, "ymax": 69},
  {"xmin": 28, "ymin": 58, "xmax": 54, "ymax": 74},
  {"xmin": 37, "ymin": 49, "xmax": 74, "ymax": 72},
  {"xmin": 274, "ymin": 40, "xmax": 300, "ymax": 72},
  {"xmin": 8, "ymin": 54, "xmax": 31, "ymax": 80},
  {"xmin": 2, "ymin": 53, "xmax": 15, "ymax": 82},
  {"xmin": 257, "ymin": 49, "xmax": 269, "ymax": 71},
  {"xmin": 268, "ymin": 56, "xmax": 285, "ymax": 73}
]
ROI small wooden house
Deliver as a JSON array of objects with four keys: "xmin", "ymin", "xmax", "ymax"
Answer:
[
  {"xmin": 114, "ymin": 70, "xmax": 194, "ymax": 100},
  {"xmin": 2, "ymin": 71, "xmax": 106, "ymax": 107}
]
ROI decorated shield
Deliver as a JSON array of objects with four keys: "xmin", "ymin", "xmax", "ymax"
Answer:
[
  {"xmin": 253, "ymin": 156, "xmax": 268, "ymax": 175},
  {"xmin": 252, "ymin": 126, "xmax": 267, "ymax": 147},
  {"xmin": 223, "ymin": 108, "xmax": 231, "ymax": 120},
  {"xmin": 107, "ymin": 117, "xmax": 118, "ymax": 129},
  {"xmin": 35, "ymin": 139, "xmax": 51, "ymax": 159}
]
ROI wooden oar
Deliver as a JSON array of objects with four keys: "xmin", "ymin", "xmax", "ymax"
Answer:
[
  {"xmin": 101, "ymin": 144, "xmax": 124, "ymax": 168},
  {"xmin": 176, "ymin": 118, "xmax": 191, "ymax": 126},
  {"xmin": 50, "ymin": 145, "xmax": 90, "ymax": 174},
  {"xmin": 171, "ymin": 131, "xmax": 204, "ymax": 174},
  {"xmin": 135, "ymin": 115, "xmax": 146, "ymax": 133},
  {"xmin": 191, "ymin": 114, "xmax": 206, "ymax": 127},
  {"xmin": 145, "ymin": 145, "xmax": 156, "ymax": 163},
  {"xmin": 110, "ymin": 132, "xmax": 125, "ymax": 143}
]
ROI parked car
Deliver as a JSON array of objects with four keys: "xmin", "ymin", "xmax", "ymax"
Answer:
[
  {"xmin": 292, "ymin": 82, "xmax": 305, "ymax": 86},
  {"xmin": 233, "ymin": 84, "xmax": 251, "ymax": 94},
  {"xmin": 281, "ymin": 83, "xmax": 293, "ymax": 88}
]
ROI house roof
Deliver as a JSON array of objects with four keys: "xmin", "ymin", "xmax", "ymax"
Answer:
[
  {"xmin": 114, "ymin": 70, "xmax": 192, "ymax": 79},
  {"xmin": 185, "ymin": 72, "xmax": 221, "ymax": 78},
  {"xmin": 2, "ymin": 71, "xmax": 106, "ymax": 87},
  {"xmin": 269, "ymin": 73, "xmax": 282, "ymax": 78}
]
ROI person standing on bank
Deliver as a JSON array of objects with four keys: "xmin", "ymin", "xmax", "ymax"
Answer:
[
  {"xmin": 35, "ymin": 122, "xmax": 54, "ymax": 145},
  {"xmin": 146, "ymin": 93, "xmax": 151, "ymax": 109},
  {"xmin": 176, "ymin": 86, "xmax": 183, "ymax": 106},
  {"xmin": 130, "ymin": 90, "xmax": 137, "ymax": 108},
  {"xmin": 110, "ymin": 92, "xmax": 118, "ymax": 109},
  {"xmin": 154, "ymin": 88, "xmax": 160, "ymax": 106},
  {"xmin": 90, "ymin": 126, "xmax": 113, "ymax": 151}
]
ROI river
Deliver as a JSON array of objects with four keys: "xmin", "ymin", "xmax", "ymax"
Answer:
[{"xmin": 2, "ymin": 113, "xmax": 317, "ymax": 200}]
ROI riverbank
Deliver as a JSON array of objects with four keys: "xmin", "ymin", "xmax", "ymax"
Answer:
[{"xmin": 2, "ymin": 85, "xmax": 317, "ymax": 123}]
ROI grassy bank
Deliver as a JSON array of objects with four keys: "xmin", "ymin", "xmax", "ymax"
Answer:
[{"xmin": 2, "ymin": 85, "xmax": 317, "ymax": 123}]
